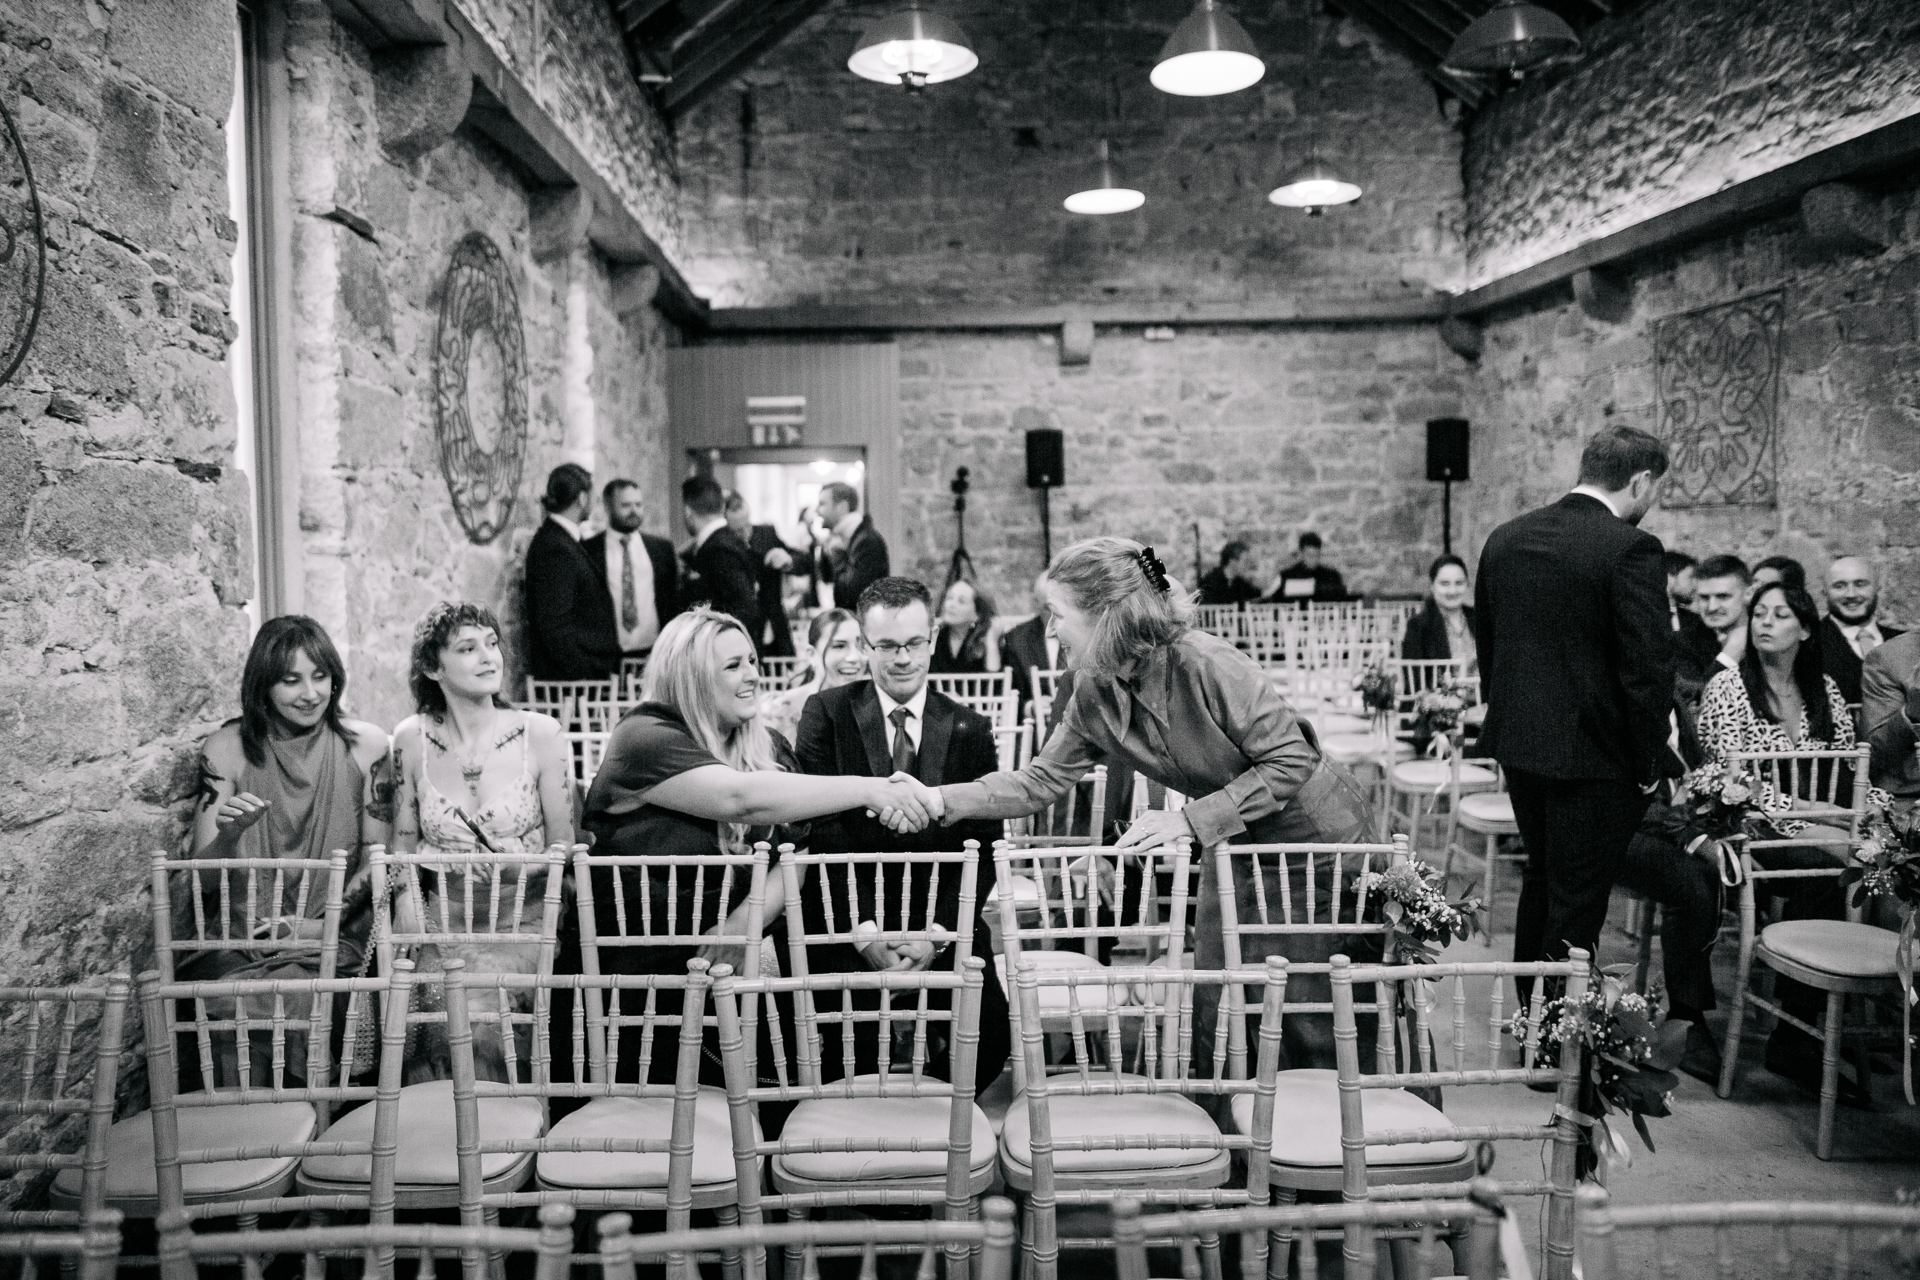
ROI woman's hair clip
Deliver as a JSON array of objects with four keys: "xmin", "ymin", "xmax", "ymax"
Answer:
[{"xmin": 1136, "ymin": 546, "xmax": 1171, "ymax": 594}]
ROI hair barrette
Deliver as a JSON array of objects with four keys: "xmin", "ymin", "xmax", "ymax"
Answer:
[{"xmin": 1136, "ymin": 546, "xmax": 1171, "ymax": 594}]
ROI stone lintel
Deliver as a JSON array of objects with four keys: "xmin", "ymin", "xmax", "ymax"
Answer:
[
  {"xmin": 1800, "ymin": 182, "xmax": 1888, "ymax": 255},
  {"xmin": 530, "ymin": 187, "xmax": 597, "ymax": 263},
  {"xmin": 1572, "ymin": 266, "xmax": 1634, "ymax": 324}
]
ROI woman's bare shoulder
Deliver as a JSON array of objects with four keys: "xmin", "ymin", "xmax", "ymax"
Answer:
[
  {"xmin": 343, "ymin": 720, "xmax": 391, "ymax": 762},
  {"xmin": 201, "ymin": 721, "xmax": 245, "ymax": 769},
  {"xmin": 522, "ymin": 709, "xmax": 564, "ymax": 741}
]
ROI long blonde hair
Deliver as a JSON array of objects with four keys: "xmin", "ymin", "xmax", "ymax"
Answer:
[
  {"xmin": 1045, "ymin": 536, "xmax": 1194, "ymax": 678},
  {"xmin": 641, "ymin": 609, "xmax": 780, "ymax": 848}
]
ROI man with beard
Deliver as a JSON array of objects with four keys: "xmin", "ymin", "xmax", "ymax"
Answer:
[
  {"xmin": 582, "ymin": 479, "xmax": 680, "ymax": 667},
  {"xmin": 1820, "ymin": 555, "xmax": 1902, "ymax": 707}
]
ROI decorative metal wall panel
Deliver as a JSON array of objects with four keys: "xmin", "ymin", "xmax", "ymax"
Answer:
[
  {"xmin": 1652, "ymin": 290, "xmax": 1784, "ymax": 509},
  {"xmin": 0, "ymin": 96, "xmax": 46, "ymax": 387},
  {"xmin": 433, "ymin": 232, "xmax": 528, "ymax": 544}
]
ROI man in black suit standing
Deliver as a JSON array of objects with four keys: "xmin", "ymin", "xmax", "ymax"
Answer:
[
  {"xmin": 524, "ymin": 463, "xmax": 620, "ymax": 681},
  {"xmin": 581, "ymin": 478, "xmax": 679, "ymax": 669},
  {"xmin": 795, "ymin": 576, "xmax": 1010, "ymax": 1086},
  {"xmin": 813, "ymin": 481, "xmax": 890, "ymax": 613},
  {"xmin": 679, "ymin": 475, "xmax": 761, "ymax": 644},
  {"xmin": 1820, "ymin": 555, "xmax": 1902, "ymax": 707},
  {"xmin": 724, "ymin": 490, "xmax": 800, "ymax": 658},
  {"xmin": 1475, "ymin": 426, "xmax": 1682, "ymax": 972},
  {"xmin": 998, "ymin": 573, "xmax": 1060, "ymax": 720}
]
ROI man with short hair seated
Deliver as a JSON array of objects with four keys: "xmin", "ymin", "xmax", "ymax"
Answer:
[
  {"xmin": 1197, "ymin": 540, "xmax": 1266, "ymax": 606},
  {"xmin": 1270, "ymin": 531, "xmax": 1348, "ymax": 604},
  {"xmin": 1681, "ymin": 554, "xmax": 1751, "ymax": 698},
  {"xmin": 1821, "ymin": 555, "xmax": 1902, "ymax": 708}
]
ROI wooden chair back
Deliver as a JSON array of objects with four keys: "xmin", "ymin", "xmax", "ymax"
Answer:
[
  {"xmin": 1112, "ymin": 1194, "xmax": 1505, "ymax": 1280},
  {"xmin": 577, "ymin": 699, "xmax": 640, "ymax": 736},
  {"xmin": 992, "ymin": 722, "xmax": 1033, "ymax": 773},
  {"xmin": 0, "ymin": 1213, "xmax": 122, "ymax": 1280},
  {"xmin": 993, "ymin": 840, "xmax": 1191, "ymax": 967},
  {"xmin": 1725, "ymin": 744, "xmax": 1873, "ymax": 857},
  {"xmin": 0, "ymin": 978, "xmax": 133, "ymax": 1229},
  {"xmin": 619, "ymin": 657, "xmax": 648, "ymax": 697},
  {"xmin": 1191, "ymin": 604, "xmax": 1244, "ymax": 642},
  {"xmin": 523, "ymin": 679, "xmax": 619, "ymax": 729},
  {"xmin": 1575, "ymin": 1183, "xmax": 1920, "ymax": 1280},
  {"xmin": 563, "ymin": 729, "xmax": 612, "ymax": 789},
  {"xmin": 930, "ymin": 673, "xmax": 1017, "ymax": 729},
  {"xmin": 778, "ymin": 848, "xmax": 980, "ymax": 983},
  {"xmin": 151, "ymin": 851, "xmax": 350, "ymax": 987},
  {"xmin": 156, "ymin": 1200, "xmax": 574, "ymax": 1280},
  {"xmin": 1002, "ymin": 764, "xmax": 1108, "ymax": 847},
  {"xmin": 758, "ymin": 656, "xmax": 804, "ymax": 692}
]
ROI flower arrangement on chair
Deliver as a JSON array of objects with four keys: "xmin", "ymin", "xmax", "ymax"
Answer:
[
  {"xmin": 1366, "ymin": 859, "xmax": 1482, "ymax": 964},
  {"xmin": 1411, "ymin": 681, "xmax": 1474, "ymax": 740},
  {"xmin": 1531, "ymin": 966, "xmax": 1688, "ymax": 1164},
  {"xmin": 1675, "ymin": 760, "xmax": 1762, "ymax": 886},
  {"xmin": 1846, "ymin": 789, "xmax": 1919, "ymax": 1103},
  {"xmin": 1352, "ymin": 663, "xmax": 1396, "ymax": 718}
]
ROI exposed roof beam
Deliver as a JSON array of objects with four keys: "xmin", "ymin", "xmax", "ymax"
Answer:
[
  {"xmin": 1330, "ymin": 0, "xmax": 1485, "ymax": 104},
  {"xmin": 1374, "ymin": 0, "xmax": 1466, "ymax": 51},
  {"xmin": 703, "ymin": 295, "xmax": 1451, "ymax": 332},
  {"xmin": 665, "ymin": 0, "xmax": 757, "ymax": 56},
  {"xmin": 663, "ymin": 0, "xmax": 837, "ymax": 117},
  {"xmin": 617, "ymin": 0, "xmax": 678, "ymax": 34}
]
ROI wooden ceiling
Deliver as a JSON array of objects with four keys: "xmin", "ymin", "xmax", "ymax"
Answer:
[{"xmin": 611, "ymin": 0, "xmax": 1630, "ymax": 123}]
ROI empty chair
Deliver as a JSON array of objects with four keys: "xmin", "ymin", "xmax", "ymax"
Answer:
[
  {"xmin": 4, "ymin": 977, "xmax": 132, "ymax": 1238},
  {"xmin": 154, "ymin": 1200, "xmax": 575, "ymax": 1280},
  {"xmin": 930, "ymin": 672, "xmax": 1018, "ymax": 730},
  {"xmin": 523, "ymin": 679, "xmax": 620, "ymax": 730},
  {"xmin": 1001, "ymin": 764, "xmax": 1108, "ymax": 848},
  {"xmin": 1575, "ymin": 1183, "xmax": 1920, "ymax": 1280},
  {"xmin": 0, "ymin": 1212, "xmax": 122, "ymax": 1280},
  {"xmin": 993, "ymin": 722, "xmax": 1034, "ymax": 774},
  {"xmin": 757, "ymin": 656, "xmax": 804, "ymax": 692},
  {"xmin": 1439, "ymin": 753, "xmax": 1523, "ymax": 944}
]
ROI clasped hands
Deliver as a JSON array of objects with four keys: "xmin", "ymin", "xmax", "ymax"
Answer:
[{"xmin": 866, "ymin": 772, "xmax": 944, "ymax": 834}]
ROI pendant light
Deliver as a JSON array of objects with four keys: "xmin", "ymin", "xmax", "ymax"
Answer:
[
  {"xmin": 1442, "ymin": 0, "xmax": 1581, "ymax": 78},
  {"xmin": 848, "ymin": 4, "xmax": 979, "ymax": 91},
  {"xmin": 1151, "ymin": 0, "xmax": 1264, "ymax": 97},
  {"xmin": 1268, "ymin": 152, "xmax": 1362, "ymax": 215},
  {"xmin": 1065, "ymin": 140, "xmax": 1145, "ymax": 215}
]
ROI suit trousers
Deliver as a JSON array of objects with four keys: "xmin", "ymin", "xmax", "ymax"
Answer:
[
  {"xmin": 1508, "ymin": 769, "xmax": 1650, "ymax": 972},
  {"xmin": 1614, "ymin": 833, "xmax": 1722, "ymax": 1017}
]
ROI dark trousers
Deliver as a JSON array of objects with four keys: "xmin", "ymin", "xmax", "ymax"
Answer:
[
  {"xmin": 1508, "ymin": 769, "xmax": 1650, "ymax": 970},
  {"xmin": 1615, "ymin": 834, "xmax": 1721, "ymax": 1017}
]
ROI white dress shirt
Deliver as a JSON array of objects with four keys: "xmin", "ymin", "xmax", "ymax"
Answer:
[
  {"xmin": 547, "ymin": 512, "xmax": 584, "ymax": 541},
  {"xmin": 876, "ymin": 685, "xmax": 929, "ymax": 753},
  {"xmin": 605, "ymin": 530, "xmax": 660, "ymax": 653},
  {"xmin": 1837, "ymin": 619, "xmax": 1885, "ymax": 658},
  {"xmin": 689, "ymin": 515, "xmax": 727, "ymax": 557},
  {"xmin": 1567, "ymin": 485, "xmax": 1625, "ymax": 519}
]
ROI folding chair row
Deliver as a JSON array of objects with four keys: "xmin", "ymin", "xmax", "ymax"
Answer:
[{"xmin": 0, "ymin": 1213, "xmax": 122, "ymax": 1280}]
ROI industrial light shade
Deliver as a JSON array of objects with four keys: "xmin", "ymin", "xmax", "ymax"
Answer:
[
  {"xmin": 1064, "ymin": 140, "xmax": 1145, "ymax": 215},
  {"xmin": 1442, "ymin": 0, "xmax": 1581, "ymax": 77},
  {"xmin": 1268, "ymin": 156, "xmax": 1362, "ymax": 215},
  {"xmin": 848, "ymin": 5, "xmax": 979, "ymax": 90},
  {"xmin": 1150, "ymin": 0, "xmax": 1265, "ymax": 97}
]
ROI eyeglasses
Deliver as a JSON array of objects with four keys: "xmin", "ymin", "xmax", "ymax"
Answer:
[{"xmin": 863, "ymin": 637, "xmax": 931, "ymax": 657}]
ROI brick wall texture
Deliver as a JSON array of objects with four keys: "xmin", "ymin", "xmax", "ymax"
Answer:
[{"xmin": 674, "ymin": 0, "xmax": 1463, "ymax": 308}]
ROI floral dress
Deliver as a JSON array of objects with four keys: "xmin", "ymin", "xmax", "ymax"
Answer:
[{"xmin": 1697, "ymin": 667, "xmax": 1855, "ymax": 836}]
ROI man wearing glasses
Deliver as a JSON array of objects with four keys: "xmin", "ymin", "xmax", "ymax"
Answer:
[{"xmin": 794, "ymin": 576, "xmax": 1010, "ymax": 1087}]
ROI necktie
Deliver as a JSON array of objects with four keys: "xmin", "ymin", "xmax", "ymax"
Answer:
[
  {"xmin": 889, "ymin": 706, "xmax": 917, "ymax": 776},
  {"xmin": 620, "ymin": 536, "xmax": 639, "ymax": 632},
  {"xmin": 1856, "ymin": 626, "xmax": 1881, "ymax": 659}
]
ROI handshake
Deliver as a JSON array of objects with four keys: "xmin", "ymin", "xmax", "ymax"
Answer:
[{"xmin": 864, "ymin": 772, "xmax": 946, "ymax": 834}]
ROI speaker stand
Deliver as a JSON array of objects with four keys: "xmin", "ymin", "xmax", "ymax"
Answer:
[
  {"xmin": 1441, "ymin": 478, "xmax": 1453, "ymax": 556},
  {"xmin": 1039, "ymin": 486, "xmax": 1053, "ymax": 566}
]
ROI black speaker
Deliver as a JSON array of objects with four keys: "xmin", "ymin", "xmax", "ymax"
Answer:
[
  {"xmin": 1026, "ymin": 428, "xmax": 1065, "ymax": 489},
  {"xmin": 1426, "ymin": 418, "xmax": 1470, "ymax": 482}
]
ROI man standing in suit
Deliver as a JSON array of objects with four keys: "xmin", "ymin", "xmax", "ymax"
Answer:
[
  {"xmin": 582, "ymin": 478, "xmax": 679, "ymax": 669},
  {"xmin": 813, "ymin": 481, "xmax": 890, "ymax": 612},
  {"xmin": 1821, "ymin": 555, "xmax": 1902, "ymax": 707},
  {"xmin": 795, "ymin": 576, "xmax": 1010, "ymax": 1085},
  {"xmin": 524, "ymin": 463, "xmax": 620, "ymax": 681},
  {"xmin": 999, "ymin": 573, "xmax": 1060, "ymax": 721},
  {"xmin": 680, "ymin": 476, "xmax": 762, "ymax": 643},
  {"xmin": 723, "ymin": 490, "xmax": 800, "ymax": 658},
  {"xmin": 1475, "ymin": 426, "xmax": 1681, "ymax": 971}
]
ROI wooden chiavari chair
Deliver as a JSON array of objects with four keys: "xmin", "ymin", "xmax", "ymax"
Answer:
[
  {"xmin": 1383, "ymin": 667, "xmax": 1490, "ymax": 845},
  {"xmin": 1029, "ymin": 667, "xmax": 1065, "ymax": 728},
  {"xmin": 1001, "ymin": 764, "xmax": 1108, "ymax": 849},
  {"xmin": 929, "ymin": 672, "xmax": 1018, "ymax": 729},
  {"xmin": 758, "ymin": 656, "xmax": 804, "ymax": 692},
  {"xmin": 620, "ymin": 656, "xmax": 648, "ymax": 697},
  {"xmin": 1575, "ymin": 1183, "xmax": 1920, "ymax": 1280},
  {"xmin": 155, "ymin": 1201, "xmax": 574, "ymax": 1280},
  {"xmin": 6, "ymin": 977, "xmax": 132, "ymax": 1242},
  {"xmin": 523, "ymin": 679, "xmax": 619, "ymax": 730},
  {"xmin": 992, "ymin": 722, "xmax": 1033, "ymax": 774},
  {"xmin": 1439, "ymin": 751, "xmax": 1522, "ymax": 945},
  {"xmin": 0, "ymin": 1213, "xmax": 121, "ymax": 1280}
]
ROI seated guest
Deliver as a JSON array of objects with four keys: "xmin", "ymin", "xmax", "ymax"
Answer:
[
  {"xmin": 1696, "ymin": 581, "xmax": 1859, "ymax": 1097},
  {"xmin": 1400, "ymin": 554, "xmax": 1476, "ymax": 669},
  {"xmin": 189, "ymin": 616, "xmax": 391, "ymax": 1082},
  {"xmin": 795, "ymin": 577, "xmax": 1012, "ymax": 1084},
  {"xmin": 726, "ymin": 489, "xmax": 802, "ymax": 659},
  {"xmin": 1666, "ymin": 551, "xmax": 1716, "ymax": 700},
  {"xmin": 1271, "ymin": 531, "xmax": 1347, "ymax": 604},
  {"xmin": 1682, "ymin": 554, "xmax": 1751, "ymax": 694},
  {"xmin": 930, "ymin": 578, "xmax": 996, "ymax": 674},
  {"xmin": 1753, "ymin": 554, "xmax": 1807, "ymax": 593},
  {"xmin": 583, "ymin": 478, "xmax": 679, "ymax": 669},
  {"xmin": 999, "ymin": 573, "xmax": 1060, "ymax": 719},
  {"xmin": 525, "ymin": 463, "xmax": 619, "ymax": 680},
  {"xmin": 1862, "ymin": 628, "xmax": 1920, "ymax": 801},
  {"xmin": 1821, "ymin": 555, "xmax": 1902, "ymax": 707},
  {"xmin": 680, "ymin": 475, "xmax": 762, "ymax": 645},
  {"xmin": 1666, "ymin": 551, "xmax": 1699, "ymax": 617},
  {"xmin": 568, "ymin": 607, "xmax": 933, "ymax": 1082},
  {"xmin": 761, "ymin": 608, "xmax": 864, "ymax": 746},
  {"xmin": 1197, "ymin": 541, "xmax": 1265, "ymax": 606}
]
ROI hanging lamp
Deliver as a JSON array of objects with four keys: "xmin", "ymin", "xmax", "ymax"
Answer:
[
  {"xmin": 1065, "ymin": 140, "xmax": 1145, "ymax": 215},
  {"xmin": 848, "ymin": 4, "xmax": 979, "ymax": 91},
  {"xmin": 1442, "ymin": 0, "xmax": 1581, "ymax": 78},
  {"xmin": 1268, "ymin": 152, "xmax": 1362, "ymax": 215},
  {"xmin": 1150, "ymin": 0, "xmax": 1264, "ymax": 97}
]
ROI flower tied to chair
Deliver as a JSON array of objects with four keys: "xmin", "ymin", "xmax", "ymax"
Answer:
[{"xmin": 1135, "ymin": 546, "xmax": 1170, "ymax": 593}]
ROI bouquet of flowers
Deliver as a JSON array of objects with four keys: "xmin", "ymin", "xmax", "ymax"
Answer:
[
  {"xmin": 1846, "ymin": 790, "xmax": 1919, "ymax": 1103},
  {"xmin": 1366, "ymin": 859, "xmax": 1482, "ymax": 963},
  {"xmin": 1675, "ymin": 761, "xmax": 1760, "ymax": 886},
  {"xmin": 1411, "ymin": 681, "xmax": 1475, "ymax": 739},
  {"xmin": 1352, "ymin": 663, "xmax": 1396, "ymax": 716},
  {"xmin": 1531, "ymin": 965, "xmax": 1689, "ymax": 1159}
]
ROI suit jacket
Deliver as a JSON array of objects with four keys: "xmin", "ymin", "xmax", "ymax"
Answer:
[
  {"xmin": 1820, "ymin": 614, "xmax": 1904, "ymax": 707},
  {"xmin": 1862, "ymin": 630, "xmax": 1920, "ymax": 797},
  {"xmin": 834, "ymin": 516, "xmax": 891, "ymax": 613},
  {"xmin": 1269, "ymin": 563, "xmax": 1347, "ymax": 603},
  {"xmin": 1197, "ymin": 568, "xmax": 1262, "ymax": 606},
  {"xmin": 1473, "ymin": 493, "xmax": 1680, "ymax": 785},
  {"xmin": 999, "ymin": 616, "xmax": 1052, "ymax": 713},
  {"xmin": 524, "ymin": 518, "xmax": 620, "ymax": 681},
  {"xmin": 745, "ymin": 524, "xmax": 798, "ymax": 655},
  {"xmin": 580, "ymin": 530, "xmax": 680, "ymax": 650},
  {"xmin": 682, "ymin": 526, "xmax": 762, "ymax": 642},
  {"xmin": 1672, "ymin": 609, "xmax": 1718, "ymax": 701},
  {"xmin": 1400, "ymin": 604, "xmax": 1476, "ymax": 661}
]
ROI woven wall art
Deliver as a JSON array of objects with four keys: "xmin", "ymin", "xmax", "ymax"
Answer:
[
  {"xmin": 1652, "ymin": 290, "xmax": 1785, "ymax": 509},
  {"xmin": 433, "ymin": 232, "xmax": 529, "ymax": 544}
]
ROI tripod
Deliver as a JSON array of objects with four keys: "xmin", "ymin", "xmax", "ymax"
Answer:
[{"xmin": 944, "ymin": 467, "xmax": 976, "ymax": 595}]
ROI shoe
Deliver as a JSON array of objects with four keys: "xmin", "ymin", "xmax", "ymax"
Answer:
[
  {"xmin": 1763, "ymin": 1032, "xmax": 1870, "ymax": 1108},
  {"xmin": 1677, "ymin": 1023, "xmax": 1722, "ymax": 1086}
]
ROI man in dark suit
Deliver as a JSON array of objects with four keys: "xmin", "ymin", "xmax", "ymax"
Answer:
[
  {"xmin": 1197, "ymin": 541, "xmax": 1266, "ymax": 606},
  {"xmin": 998, "ymin": 573, "xmax": 1060, "ymax": 719},
  {"xmin": 813, "ymin": 481, "xmax": 890, "ymax": 613},
  {"xmin": 1475, "ymin": 426, "xmax": 1682, "ymax": 973},
  {"xmin": 1820, "ymin": 555, "xmax": 1903, "ymax": 707},
  {"xmin": 524, "ymin": 463, "xmax": 620, "ymax": 681},
  {"xmin": 581, "ymin": 478, "xmax": 679, "ymax": 666},
  {"xmin": 795, "ymin": 576, "xmax": 1010, "ymax": 1086},
  {"xmin": 1270, "ymin": 532, "xmax": 1348, "ymax": 604},
  {"xmin": 678, "ymin": 475, "xmax": 761, "ymax": 644},
  {"xmin": 1664, "ymin": 551, "xmax": 1716, "ymax": 701},
  {"xmin": 723, "ymin": 490, "xmax": 800, "ymax": 658}
]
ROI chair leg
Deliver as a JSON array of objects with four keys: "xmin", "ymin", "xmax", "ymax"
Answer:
[
  {"xmin": 1268, "ymin": 1186, "xmax": 1298, "ymax": 1280},
  {"xmin": 237, "ymin": 1211, "xmax": 263, "ymax": 1280},
  {"xmin": 1818, "ymin": 990, "xmax": 1845, "ymax": 1161},
  {"xmin": 715, "ymin": 1202, "xmax": 744, "ymax": 1280},
  {"xmin": 1482, "ymin": 834, "xmax": 1498, "ymax": 947},
  {"xmin": 482, "ymin": 1205, "xmax": 506, "ymax": 1280},
  {"xmin": 785, "ymin": 1208, "xmax": 808, "ymax": 1280},
  {"xmin": 1632, "ymin": 899, "xmax": 1656, "ymax": 997},
  {"xmin": 1717, "ymin": 954, "xmax": 1757, "ymax": 1100},
  {"xmin": 1197, "ymin": 1233, "xmax": 1224, "ymax": 1280}
]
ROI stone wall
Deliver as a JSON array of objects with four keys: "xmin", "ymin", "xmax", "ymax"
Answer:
[
  {"xmin": 1463, "ymin": 0, "xmax": 1920, "ymax": 286},
  {"xmin": 675, "ymin": 0, "xmax": 1462, "ymax": 308},
  {"xmin": 0, "ymin": 0, "xmax": 249, "ymax": 1200},
  {"xmin": 891, "ymin": 325, "xmax": 1465, "ymax": 608}
]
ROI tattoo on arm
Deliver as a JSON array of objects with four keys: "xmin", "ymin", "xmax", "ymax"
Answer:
[
  {"xmin": 196, "ymin": 756, "xmax": 224, "ymax": 812},
  {"xmin": 366, "ymin": 751, "xmax": 398, "ymax": 824}
]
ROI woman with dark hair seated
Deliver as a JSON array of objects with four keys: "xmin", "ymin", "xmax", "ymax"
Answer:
[
  {"xmin": 1400, "ymin": 554, "xmax": 1476, "ymax": 669},
  {"xmin": 1697, "ymin": 581, "xmax": 1859, "ymax": 1099},
  {"xmin": 929, "ymin": 579, "xmax": 996, "ymax": 675},
  {"xmin": 188, "ymin": 616, "xmax": 392, "ymax": 1079}
]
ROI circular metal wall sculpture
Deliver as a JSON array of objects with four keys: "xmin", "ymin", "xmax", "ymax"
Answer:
[
  {"xmin": 433, "ymin": 232, "xmax": 528, "ymax": 544},
  {"xmin": 0, "ymin": 94, "xmax": 48, "ymax": 387}
]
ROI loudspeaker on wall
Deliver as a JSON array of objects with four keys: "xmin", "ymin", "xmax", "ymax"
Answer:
[
  {"xmin": 1026, "ymin": 429, "xmax": 1065, "ymax": 489},
  {"xmin": 1426, "ymin": 418, "xmax": 1470, "ymax": 482}
]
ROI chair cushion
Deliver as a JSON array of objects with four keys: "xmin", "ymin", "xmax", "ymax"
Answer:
[
  {"xmin": 1457, "ymin": 792, "xmax": 1515, "ymax": 828},
  {"xmin": 1391, "ymin": 760, "xmax": 1496, "ymax": 790},
  {"xmin": 1760, "ymin": 920, "xmax": 1901, "ymax": 978},
  {"xmin": 774, "ymin": 1078, "xmax": 995, "ymax": 1181},
  {"xmin": 301, "ymin": 1080, "xmax": 544, "ymax": 1186},
  {"xmin": 536, "ymin": 1087, "xmax": 750, "ymax": 1189},
  {"xmin": 996, "ymin": 950, "xmax": 1125, "ymax": 1015},
  {"xmin": 1000, "ymin": 1074, "xmax": 1221, "ymax": 1174},
  {"xmin": 1307, "ymin": 714, "xmax": 1373, "ymax": 737},
  {"xmin": 1235, "ymin": 1070, "xmax": 1466, "ymax": 1168},
  {"xmin": 56, "ymin": 1098, "xmax": 315, "ymax": 1202},
  {"xmin": 1321, "ymin": 735, "xmax": 1413, "ymax": 767}
]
